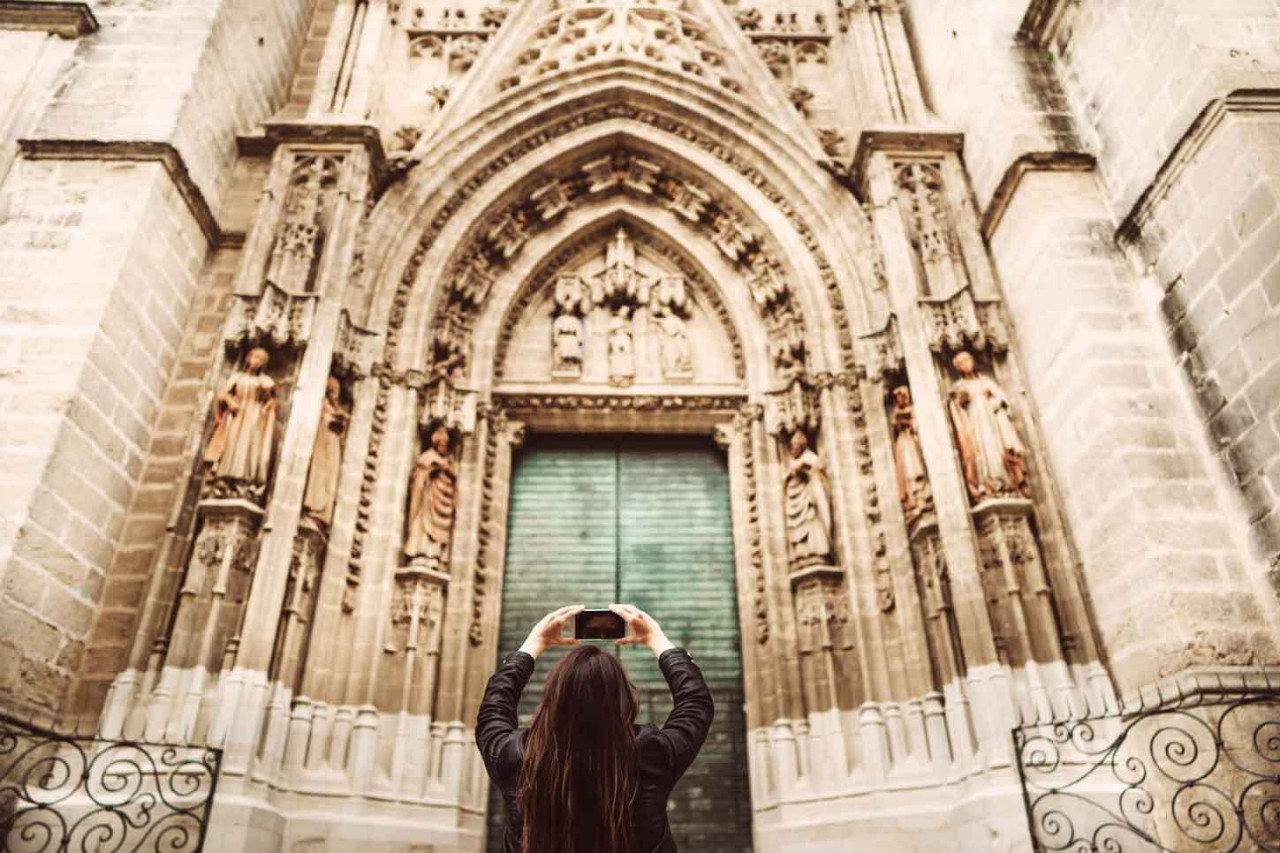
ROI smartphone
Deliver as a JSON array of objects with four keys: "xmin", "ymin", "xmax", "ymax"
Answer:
[{"xmin": 574, "ymin": 609, "xmax": 626, "ymax": 640}]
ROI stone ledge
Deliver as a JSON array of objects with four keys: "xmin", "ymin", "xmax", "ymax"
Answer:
[
  {"xmin": 1117, "ymin": 88, "xmax": 1280, "ymax": 246},
  {"xmin": 841, "ymin": 126, "xmax": 965, "ymax": 196},
  {"xmin": 0, "ymin": 0, "xmax": 97, "ymax": 38},
  {"xmin": 238, "ymin": 121, "xmax": 393, "ymax": 195},
  {"xmin": 981, "ymin": 150, "xmax": 1097, "ymax": 240},
  {"xmin": 15, "ymin": 138, "xmax": 242, "ymax": 248}
]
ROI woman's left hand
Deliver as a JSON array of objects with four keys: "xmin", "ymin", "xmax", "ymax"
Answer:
[{"xmin": 518, "ymin": 605, "xmax": 584, "ymax": 659}]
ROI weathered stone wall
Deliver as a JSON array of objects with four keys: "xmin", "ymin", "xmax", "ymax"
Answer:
[
  {"xmin": 71, "ymin": 247, "xmax": 240, "ymax": 715},
  {"xmin": 1048, "ymin": 0, "xmax": 1280, "ymax": 597},
  {"xmin": 0, "ymin": 0, "xmax": 315, "ymax": 717},
  {"xmin": 902, "ymin": 0, "xmax": 1084, "ymax": 208},
  {"xmin": 1053, "ymin": 0, "xmax": 1280, "ymax": 217},
  {"xmin": 0, "ymin": 160, "xmax": 205, "ymax": 713},
  {"xmin": 33, "ymin": 0, "xmax": 314, "ymax": 212},
  {"xmin": 905, "ymin": 0, "xmax": 1280, "ymax": 689},
  {"xmin": 1141, "ymin": 107, "xmax": 1280, "ymax": 599},
  {"xmin": 990, "ymin": 169, "xmax": 1277, "ymax": 688}
]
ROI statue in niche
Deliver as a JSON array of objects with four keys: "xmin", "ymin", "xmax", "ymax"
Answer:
[
  {"xmin": 608, "ymin": 309, "xmax": 635, "ymax": 386},
  {"xmin": 656, "ymin": 309, "xmax": 692, "ymax": 378},
  {"xmin": 947, "ymin": 350, "xmax": 1032, "ymax": 503},
  {"xmin": 784, "ymin": 430, "xmax": 834, "ymax": 569},
  {"xmin": 303, "ymin": 376, "xmax": 350, "ymax": 524},
  {"xmin": 890, "ymin": 386, "xmax": 933, "ymax": 524},
  {"xmin": 551, "ymin": 312, "xmax": 584, "ymax": 377},
  {"xmin": 203, "ymin": 346, "xmax": 278, "ymax": 489},
  {"xmin": 405, "ymin": 425, "xmax": 458, "ymax": 569}
]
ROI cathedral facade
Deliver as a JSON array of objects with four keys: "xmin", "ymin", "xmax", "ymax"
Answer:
[{"xmin": 1, "ymin": 0, "xmax": 1279, "ymax": 850}]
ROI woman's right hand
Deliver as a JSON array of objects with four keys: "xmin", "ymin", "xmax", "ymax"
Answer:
[{"xmin": 610, "ymin": 604, "xmax": 675, "ymax": 656}]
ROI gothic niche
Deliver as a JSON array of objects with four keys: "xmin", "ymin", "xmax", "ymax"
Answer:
[
  {"xmin": 943, "ymin": 349, "xmax": 1067, "ymax": 671},
  {"xmin": 504, "ymin": 227, "xmax": 734, "ymax": 386},
  {"xmin": 202, "ymin": 346, "xmax": 280, "ymax": 503},
  {"xmin": 267, "ymin": 155, "xmax": 341, "ymax": 295},
  {"xmin": 303, "ymin": 375, "xmax": 351, "ymax": 525},
  {"xmin": 896, "ymin": 161, "xmax": 967, "ymax": 298},
  {"xmin": 404, "ymin": 422, "xmax": 459, "ymax": 572},
  {"xmin": 781, "ymin": 427, "xmax": 859, "ymax": 712}
]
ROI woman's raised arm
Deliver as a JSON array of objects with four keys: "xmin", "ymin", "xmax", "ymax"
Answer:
[
  {"xmin": 611, "ymin": 604, "xmax": 714, "ymax": 781},
  {"xmin": 476, "ymin": 605, "xmax": 583, "ymax": 776}
]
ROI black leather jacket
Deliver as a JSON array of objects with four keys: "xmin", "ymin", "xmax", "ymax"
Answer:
[{"xmin": 476, "ymin": 647, "xmax": 715, "ymax": 853}]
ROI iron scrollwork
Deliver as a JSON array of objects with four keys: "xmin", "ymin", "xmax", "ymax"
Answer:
[
  {"xmin": 1013, "ymin": 683, "xmax": 1280, "ymax": 852},
  {"xmin": 0, "ymin": 713, "xmax": 222, "ymax": 852}
]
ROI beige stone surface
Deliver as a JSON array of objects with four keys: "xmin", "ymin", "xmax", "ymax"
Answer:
[{"xmin": 1, "ymin": 0, "xmax": 1278, "ymax": 849}]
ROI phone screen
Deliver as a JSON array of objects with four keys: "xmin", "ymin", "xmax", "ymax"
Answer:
[{"xmin": 574, "ymin": 610, "xmax": 626, "ymax": 640}]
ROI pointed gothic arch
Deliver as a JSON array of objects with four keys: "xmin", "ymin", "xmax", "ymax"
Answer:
[{"xmin": 352, "ymin": 78, "xmax": 886, "ymax": 376}]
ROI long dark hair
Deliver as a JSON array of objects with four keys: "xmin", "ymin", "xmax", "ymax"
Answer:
[{"xmin": 517, "ymin": 645, "xmax": 639, "ymax": 853}]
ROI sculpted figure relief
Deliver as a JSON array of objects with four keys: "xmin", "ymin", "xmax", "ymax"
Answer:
[
  {"xmin": 405, "ymin": 426, "xmax": 458, "ymax": 568},
  {"xmin": 890, "ymin": 386, "xmax": 933, "ymax": 523},
  {"xmin": 947, "ymin": 350, "xmax": 1032, "ymax": 503},
  {"xmin": 303, "ymin": 377, "xmax": 350, "ymax": 523},
  {"xmin": 204, "ymin": 347, "xmax": 278, "ymax": 488},
  {"xmin": 657, "ymin": 310, "xmax": 692, "ymax": 378},
  {"xmin": 608, "ymin": 310, "xmax": 635, "ymax": 385},
  {"xmin": 784, "ymin": 430, "xmax": 834, "ymax": 568},
  {"xmin": 551, "ymin": 313, "xmax": 584, "ymax": 377}
]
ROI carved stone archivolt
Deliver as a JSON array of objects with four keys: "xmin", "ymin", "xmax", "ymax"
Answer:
[
  {"xmin": 429, "ymin": 147, "xmax": 808, "ymax": 383},
  {"xmin": 378, "ymin": 102, "xmax": 860, "ymax": 376}
]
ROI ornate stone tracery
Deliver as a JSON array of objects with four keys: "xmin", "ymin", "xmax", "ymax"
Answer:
[{"xmin": 498, "ymin": 0, "xmax": 744, "ymax": 92}]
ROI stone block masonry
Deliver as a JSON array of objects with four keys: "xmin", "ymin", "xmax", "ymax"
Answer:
[
  {"xmin": 0, "ymin": 0, "xmax": 318, "ymax": 718},
  {"xmin": 990, "ymin": 168, "xmax": 1279, "ymax": 691},
  {"xmin": 0, "ymin": 159, "xmax": 206, "ymax": 715},
  {"xmin": 1139, "ymin": 106, "xmax": 1280, "ymax": 599}
]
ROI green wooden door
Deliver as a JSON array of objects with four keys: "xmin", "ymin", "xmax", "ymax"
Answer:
[{"xmin": 487, "ymin": 436, "xmax": 753, "ymax": 852}]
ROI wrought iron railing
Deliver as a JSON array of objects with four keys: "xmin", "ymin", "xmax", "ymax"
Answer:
[
  {"xmin": 1013, "ymin": 676, "xmax": 1280, "ymax": 852},
  {"xmin": 0, "ymin": 713, "xmax": 221, "ymax": 852}
]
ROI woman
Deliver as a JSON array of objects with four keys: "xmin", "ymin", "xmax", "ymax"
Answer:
[{"xmin": 477, "ymin": 604, "xmax": 714, "ymax": 853}]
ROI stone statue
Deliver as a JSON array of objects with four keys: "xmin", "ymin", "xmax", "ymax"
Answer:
[
  {"xmin": 947, "ymin": 350, "xmax": 1032, "ymax": 503},
  {"xmin": 303, "ymin": 376, "xmax": 350, "ymax": 523},
  {"xmin": 608, "ymin": 310, "xmax": 635, "ymax": 385},
  {"xmin": 784, "ymin": 430, "xmax": 834, "ymax": 568},
  {"xmin": 657, "ymin": 310, "xmax": 692, "ymax": 378},
  {"xmin": 203, "ymin": 347, "xmax": 278, "ymax": 487},
  {"xmin": 551, "ymin": 312, "xmax": 583, "ymax": 376},
  {"xmin": 890, "ymin": 386, "xmax": 932, "ymax": 523},
  {"xmin": 405, "ymin": 425, "xmax": 458, "ymax": 568}
]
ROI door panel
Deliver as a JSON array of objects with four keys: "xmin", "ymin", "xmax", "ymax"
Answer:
[
  {"xmin": 486, "ymin": 436, "xmax": 753, "ymax": 852},
  {"xmin": 617, "ymin": 441, "xmax": 753, "ymax": 852},
  {"xmin": 496, "ymin": 442, "xmax": 619, "ymax": 718}
]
